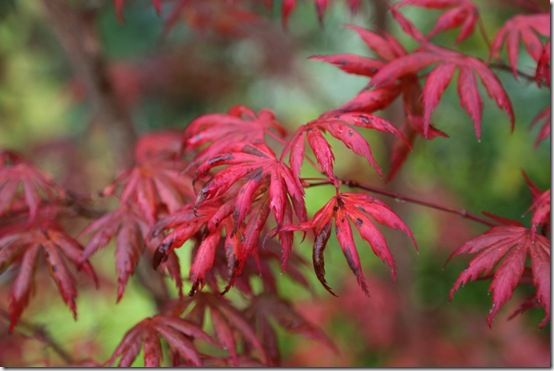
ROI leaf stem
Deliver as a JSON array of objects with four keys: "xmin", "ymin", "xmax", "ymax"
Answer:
[
  {"xmin": 489, "ymin": 62, "xmax": 538, "ymax": 83},
  {"xmin": 304, "ymin": 179, "xmax": 495, "ymax": 227},
  {"xmin": 477, "ymin": 17, "xmax": 491, "ymax": 49}
]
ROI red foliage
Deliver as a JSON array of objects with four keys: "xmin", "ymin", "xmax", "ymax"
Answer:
[
  {"xmin": 370, "ymin": 45, "xmax": 514, "ymax": 139},
  {"xmin": 287, "ymin": 112, "xmax": 404, "ymax": 181},
  {"xmin": 1, "ymin": 213, "xmax": 97, "ymax": 331},
  {"xmin": 392, "ymin": 0, "xmax": 479, "ymax": 43},
  {"xmin": 1, "ymin": 0, "xmax": 551, "ymax": 367},
  {"xmin": 289, "ymin": 192, "xmax": 416, "ymax": 295},
  {"xmin": 108, "ymin": 313, "xmax": 215, "ymax": 367},
  {"xmin": 449, "ymin": 225, "xmax": 550, "ymax": 326},
  {"xmin": 490, "ymin": 13, "xmax": 550, "ymax": 78},
  {"xmin": 0, "ymin": 151, "xmax": 65, "ymax": 221}
]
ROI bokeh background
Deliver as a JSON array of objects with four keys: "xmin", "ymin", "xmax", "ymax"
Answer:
[{"xmin": 0, "ymin": 0, "xmax": 550, "ymax": 367}]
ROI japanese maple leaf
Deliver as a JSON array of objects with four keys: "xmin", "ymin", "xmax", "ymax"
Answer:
[
  {"xmin": 80, "ymin": 205, "xmax": 183, "ymax": 300},
  {"xmin": 370, "ymin": 45, "xmax": 515, "ymax": 139},
  {"xmin": 310, "ymin": 25, "xmax": 447, "ymax": 180},
  {"xmin": 107, "ymin": 313, "xmax": 215, "ymax": 367},
  {"xmin": 178, "ymin": 293, "xmax": 269, "ymax": 366},
  {"xmin": 490, "ymin": 13, "xmax": 550, "ymax": 78},
  {"xmin": 530, "ymin": 106, "xmax": 550, "ymax": 147},
  {"xmin": 245, "ymin": 294, "xmax": 336, "ymax": 366},
  {"xmin": 195, "ymin": 143, "xmax": 307, "ymax": 265},
  {"xmin": 101, "ymin": 157, "xmax": 194, "ymax": 225},
  {"xmin": 0, "ymin": 223, "xmax": 97, "ymax": 331},
  {"xmin": 287, "ymin": 112, "xmax": 404, "ymax": 183},
  {"xmin": 151, "ymin": 203, "xmax": 215, "ymax": 262},
  {"xmin": 153, "ymin": 142, "xmax": 307, "ymax": 294},
  {"xmin": 183, "ymin": 105, "xmax": 287, "ymax": 166},
  {"xmin": 392, "ymin": 0, "xmax": 479, "ymax": 43},
  {"xmin": 449, "ymin": 225, "xmax": 550, "ymax": 326},
  {"xmin": 290, "ymin": 192, "xmax": 416, "ymax": 295},
  {"xmin": 133, "ymin": 130, "xmax": 184, "ymax": 163},
  {"xmin": 151, "ymin": 199, "xmax": 255, "ymax": 294},
  {"xmin": 199, "ymin": 233, "xmax": 311, "ymax": 296},
  {"xmin": 0, "ymin": 150, "xmax": 65, "ymax": 220},
  {"xmin": 151, "ymin": 200, "xmax": 233, "ymax": 294}
]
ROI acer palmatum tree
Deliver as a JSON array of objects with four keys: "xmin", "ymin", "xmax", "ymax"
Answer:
[{"xmin": 0, "ymin": 0, "xmax": 550, "ymax": 367}]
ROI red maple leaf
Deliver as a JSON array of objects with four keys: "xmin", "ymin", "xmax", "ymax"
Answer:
[
  {"xmin": 0, "ymin": 220, "xmax": 97, "ymax": 331},
  {"xmin": 245, "ymin": 293, "xmax": 336, "ymax": 365},
  {"xmin": 191, "ymin": 233, "xmax": 311, "ymax": 296},
  {"xmin": 530, "ymin": 106, "xmax": 550, "ymax": 147},
  {"xmin": 133, "ymin": 130, "xmax": 184, "ymax": 163},
  {"xmin": 107, "ymin": 313, "xmax": 215, "ymax": 367},
  {"xmin": 287, "ymin": 112, "xmax": 404, "ymax": 182},
  {"xmin": 0, "ymin": 150, "xmax": 65, "ymax": 221},
  {"xmin": 184, "ymin": 105, "xmax": 288, "ymax": 166},
  {"xmin": 195, "ymin": 143, "xmax": 307, "ymax": 264},
  {"xmin": 80, "ymin": 205, "xmax": 183, "ymax": 300},
  {"xmin": 392, "ymin": 0, "xmax": 479, "ymax": 43},
  {"xmin": 100, "ymin": 131, "xmax": 194, "ymax": 226},
  {"xmin": 289, "ymin": 192, "xmax": 416, "ymax": 295},
  {"xmin": 153, "ymin": 142, "xmax": 307, "ymax": 293},
  {"xmin": 490, "ymin": 13, "xmax": 550, "ymax": 78},
  {"xmin": 151, "ymin": 200, "xmax": 240, "ymax": 295},
  {"xmin": 178, "ymin": 293, "xmax": 269, "ymax": 365},
  {"xmin": 370, "ymin": 45, "xmax": 515, "ymax": 139},
  {"xmin": 151, "ymin": 200, "xmax": 253, "ymax": 294},
  {"xmin": 449, "ymin": 225, "xmax": 550, "ymax": 326},
  {"xmin": 310, "ymin": 25, "xmax": 447, "ymax": 180}
]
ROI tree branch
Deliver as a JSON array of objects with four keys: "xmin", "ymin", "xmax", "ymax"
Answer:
[
  {"xmin": 0, "ymin": 309, "xmax": 74, "ymax": 364},
  {"xmin": 304, "ymin": 179, "xmax": 496, "ymax": 227},
  {"xmin": 40, "ymin": 0, "xmax": 136, "ymax": 168}
]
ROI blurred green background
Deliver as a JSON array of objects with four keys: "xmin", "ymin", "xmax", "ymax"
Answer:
[{"xmin": 0, "ymin": 0, "xmax": 550, "ymax": 367}]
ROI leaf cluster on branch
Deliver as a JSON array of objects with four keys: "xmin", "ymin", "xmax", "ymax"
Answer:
[{"xmin": 0, "ymin": 0, "xmax": 550, "ymax": 366}]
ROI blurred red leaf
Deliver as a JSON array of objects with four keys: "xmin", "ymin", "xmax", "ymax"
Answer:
[
  {"xmin": 0, "ymin": 151, "xmax": 65, "ymax": 221},
  {"xmin": 1, "ymin": 224, "xmax": 96, "ymax": 331},
  {"xmin": 178, "ymin": 293, "xmax": 269, "ymax": 365},
  {"xmin": 490, "ymin": 13, "xmax": 550, "ymax": 78},
  {"xmin": 184, "ymin": 106, "xmax": 287, "ymax": 165},
  {"xmin": 393, "ymin": 0, "xmax": 479, "ymax": 43},
  {"xmin": 108, "ymin": 313, "xmax": 215, "ymax": 367},
  {"xmin": 80, "ymin": 206, "xmax": 183, "ymax": 300},
  {"xmin": 530, "ymin": 106, "xmax": 551, "ymax": 147},
  {"xmin": 245, "ymin": 294, "xmax": 336, "ymax": 365}
]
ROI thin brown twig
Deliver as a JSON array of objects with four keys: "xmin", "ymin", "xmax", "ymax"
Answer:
[
  {"xmin": 489, "ymin": 62, "xmax": 538, "ymax": 83},
  {"xmin": 304, "ymin": 179, "xmax": 495, "ymax": 227},
  {"xmin": 0, "ymin": 309, "xmax": 74, "ymax": 364}
]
